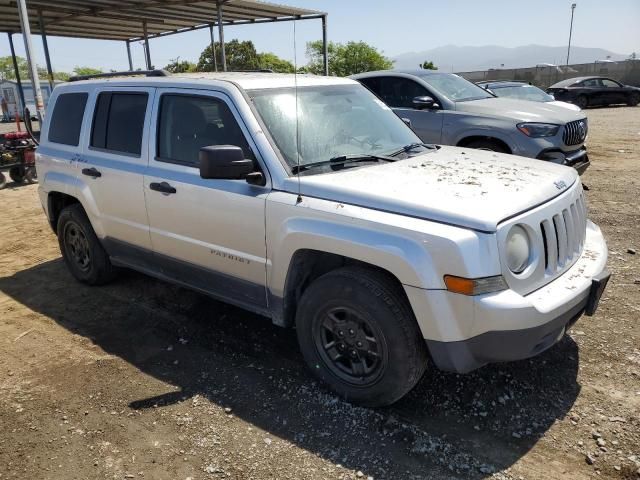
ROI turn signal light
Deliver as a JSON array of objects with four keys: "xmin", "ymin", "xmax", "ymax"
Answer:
[{"xmin": 444, "ymin": 275, "xmax": 507, "ymax": 296}]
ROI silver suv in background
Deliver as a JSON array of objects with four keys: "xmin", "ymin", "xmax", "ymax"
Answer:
[{"xmin": 352, "ymin": 70, "xmax": 590, "ymax": 174}]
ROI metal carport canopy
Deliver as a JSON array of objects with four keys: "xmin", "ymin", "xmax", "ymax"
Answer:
[
  {"xmin": 0, "ymin": 0, "xmax": 328, "ymax": 120},
  {"xmin": 0, "ymin": 0, "xmax": 326, "ymax": 42}
]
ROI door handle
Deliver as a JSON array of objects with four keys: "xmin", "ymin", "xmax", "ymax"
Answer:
[
  {"xmin": 149, "ymin": 181, "xmax": 177, "ymax": 194},
  {"xmin": 82, "ymin": 167, "xmax": 101, "ymax": 178}
]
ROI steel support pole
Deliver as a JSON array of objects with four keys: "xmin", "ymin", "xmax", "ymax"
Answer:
[
  {"xmin": 143, "ymin": 21, "xmax": 152, "ymax": 70},
  {"xmin": 38, "ymin": 10, "xmax": 54, "ymax": 91},
  {"xmin": 16, "ymin": 0, "xmax": 45, "ymax": 122},
  {"xmin": 217, "ymin": 2, "xmax": 226, "ymax": 71},
  {"xmin": 126, "ymin": 40, "xmax": 133, "ymax": 71},
  {"xmin": 7, "ymin": 33, "xmax": 27, "ymax": 119},
  {"xmin": 322, "ymin": 14, "xmax": 328, "ymax": 75},
  {"xmin": 208, "ymin": 24, "xmax": 218, "ymax": 72},
  {"xmin": 566, "ymin": 3, "xmax": 576, "ymax": 65}
]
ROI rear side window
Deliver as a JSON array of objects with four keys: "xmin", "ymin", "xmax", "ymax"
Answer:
[
  {"xmin": 359, "ymin": 77, "xmax": 382, "ymax": 96},
  {"xmin": 91, "ymin": 92, "xmax": 148, "ymax": 156},
  {"xmin": 366, "ymin": 77, "xmax": 429, "ymax": 108},
  {"xmin": 48, "ymin": 92, "xmax": 88, "ymax": 146}
]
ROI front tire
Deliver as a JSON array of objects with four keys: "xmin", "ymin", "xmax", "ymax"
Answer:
[
  {"xmin": 296, "ymin": 266, "xmax": 428, "ymax": 407},
  {"xmin": 57, "ymin": 204, "xmax": 116, "ymax": 285},
  {"xmin": 0, "ymin": 172, "xmax": 6, "ymax": 190},
  {"xmin": 628, "ymin": 92, "xmax": 639, "ymax": 107}
]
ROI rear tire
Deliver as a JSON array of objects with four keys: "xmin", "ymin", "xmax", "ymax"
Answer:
[
  {"xmin": 0, "ymin": 172, "xmax": 6, "ymax": 190},
  {"xmin": 295, "ymin": 266, "xmax": 428, "ymax": 407},
  {"xmin": 628, "ymin": 92, "xmax": 640, "ymax": 107},
  {"xmin": 464, "ymin": 139, "xmax": 510, "ymax": 153},
  {"xmin": 576, "ymin": 95, "xmax": 588, "ymax": 109},
  {"xmin": 57, "ymin": 204, "xmax": 116, "ymax": 285}
]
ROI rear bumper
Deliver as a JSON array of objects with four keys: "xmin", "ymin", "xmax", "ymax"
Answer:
[{"xmin": 537, "ymin": 146, "xmax": 590, "ymax": 175}]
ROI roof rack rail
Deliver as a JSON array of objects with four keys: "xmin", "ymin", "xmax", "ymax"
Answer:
[
  {"xmin": 227, "ymin": 69, "xmax": 274, "ymax": 73},
  {"xmin": 69, "ymin": 69, "xmax": 171, "ymax": 82}
]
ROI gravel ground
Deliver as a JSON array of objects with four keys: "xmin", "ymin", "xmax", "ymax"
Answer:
[{"xmin": 0, "ymin": 106, "xmax": 639, "ymax": 480}]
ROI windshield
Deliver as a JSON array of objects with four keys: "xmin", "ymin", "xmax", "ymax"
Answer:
[
  {"xmin": 419, "ymin": 73, "xmax": 494, "ymax": 102},
  {"xmin": 491, "ymin": 84, "xmax": 554, "ymax": 102},
  {"xmin": 248, "ymin": 84, "xmax": 421, "ymax": 172}
]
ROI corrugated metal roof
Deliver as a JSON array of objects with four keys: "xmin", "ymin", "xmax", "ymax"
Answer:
[{"xmin": 0, "ymin": 0, "xmax": 325, "ymax": 41}]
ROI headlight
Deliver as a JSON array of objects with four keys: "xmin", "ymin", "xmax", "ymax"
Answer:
[
  {"xmin": 505, "ymin": 225, "xmax": 531, "ymax": 274},
  {"xmin": 517, "ymin": 122, "xmax": 560, "ymax": 137}
]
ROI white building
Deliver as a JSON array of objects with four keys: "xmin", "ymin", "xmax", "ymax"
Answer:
[{"xmin": 1, "ymin": 79, "xmax": 62, "ymax": 120}]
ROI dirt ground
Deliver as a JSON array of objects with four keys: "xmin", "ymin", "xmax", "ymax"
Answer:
[{"xmin": 1, "ymin": 107, "xmax": 639, "ymax": 480}]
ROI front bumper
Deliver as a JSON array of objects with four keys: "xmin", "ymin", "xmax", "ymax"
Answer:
[
  {"xmin": 405, "ymin": 221, "xmax": 609, "ymax": 373},
  {"xmin": 427, "ymin": 270, "xmax": 609, "ymax": 373},
  {"xmin": 537, "ymin": 146, "xmax": 590, "ymax": 176}
]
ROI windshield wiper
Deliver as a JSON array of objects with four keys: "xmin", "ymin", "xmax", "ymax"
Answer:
[
  {"xmin": 291, "ymin": 153, "xmax": 396, "ymax": 174},
  {"xmin": 388, "ymin": 142, "xmax": 437, "ymax": 157}
]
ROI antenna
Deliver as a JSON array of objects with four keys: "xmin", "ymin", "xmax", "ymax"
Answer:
[{"xmin": 293, "ymin": 18, "xmax": 302, "ymax": 204}]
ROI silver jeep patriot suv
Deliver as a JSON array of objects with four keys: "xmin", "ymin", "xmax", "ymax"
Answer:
[{"xmin": 37, "ymin": 71, "xmax": 609, "ymax": 406}]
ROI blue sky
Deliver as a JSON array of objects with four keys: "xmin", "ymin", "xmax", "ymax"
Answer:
[{"xmin": 1, "ymin": 0, "xmax": 639, "ymax": 73}]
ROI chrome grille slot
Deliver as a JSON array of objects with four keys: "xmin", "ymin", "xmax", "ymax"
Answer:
[
  {"xmin": 563, "ymin": 119, "xmax": 588, "ymax": 146},
  {"xmin": 541, "ymin": 192, "xmax": 587, "ymax": 273},
  {"xmin": 554, "ymin": 213, "xmax": 568, "ymax": 266},
  {"xmin": 563, "ymin": 209, "xmax": 575, "ymax": 257}
]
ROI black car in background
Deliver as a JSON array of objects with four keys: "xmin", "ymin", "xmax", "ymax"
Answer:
[{"xmin": 547, "ymin": 76, "xmax": 640, "ymax": 109}]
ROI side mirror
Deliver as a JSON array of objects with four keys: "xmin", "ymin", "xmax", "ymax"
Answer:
[
  {"xmin": 412, "ymin": 96, "xmax": 438, "ymax": 110},
  {"xmin": 401, "ymin": 117, "xmax": 412, "ymax": 129},
  {"xmin": 199, "ymin": 145, "xmax": 254, "ymax": 180}
]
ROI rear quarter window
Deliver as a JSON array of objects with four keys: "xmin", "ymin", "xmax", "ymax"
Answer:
[
  {"xmin": 90, "ymin": 92, "xmax": 148, "ymax": 156},
  {"xmin": 48, "ymin": 92, "xmax": 88, "ymax": 146}
]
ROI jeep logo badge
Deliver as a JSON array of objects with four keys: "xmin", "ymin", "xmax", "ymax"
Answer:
[{"xmin": 554, "ymin": 180, "xmax": 567, "ymax": 190}]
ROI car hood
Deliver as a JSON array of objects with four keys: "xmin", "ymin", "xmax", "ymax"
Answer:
[
  {"xmin": 455, "ymin": 97, "xmax": 585, "ymax": 123},
  {"xmin": 547, "ymin": 100, "xmax": 582, "ymax": 111},
  {"xmin": 284, "ymin": 146, "xmax": 578, "ymax": 232}
]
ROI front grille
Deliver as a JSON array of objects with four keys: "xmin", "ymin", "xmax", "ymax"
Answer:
[
  {"xmin": 539, "ymin": 191, "xmax": 587, "ymax": 273},
  {"xmin": 563, "ymin": 119, "xmax": 588, "ymax": 146}
]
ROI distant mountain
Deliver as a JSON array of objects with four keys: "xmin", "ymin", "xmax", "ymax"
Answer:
[{"xmin": 392, "ymin": 44, "xmax": 629, "ymax": 72}]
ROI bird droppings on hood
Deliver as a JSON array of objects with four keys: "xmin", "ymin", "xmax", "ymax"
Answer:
[{"xmin": 296, "ymin": 146, "xmax": 579, "ymax": 231}]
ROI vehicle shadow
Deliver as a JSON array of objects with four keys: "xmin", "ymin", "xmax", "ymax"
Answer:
[{"xmin": 0, "ymin": 259, "xmax": 582, "ymax": 479}]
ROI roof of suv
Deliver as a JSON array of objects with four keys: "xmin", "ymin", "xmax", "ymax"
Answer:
[
  {"xmin": 64, "ymin": 72, "xmax": 356, "ymax": 91},
  {"xmin": 352, "ymin": 70, "xmax": 458, "ymax": 79},
  {"xmin": 476, "ymin": 81, "xmax": 529, "ymax": 88}
]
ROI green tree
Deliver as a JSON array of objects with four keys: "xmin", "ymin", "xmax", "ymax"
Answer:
[
  {"xmin": 72, "ymin": 66, "xmax": 103, "ymax": 76},
  {"xmin": 1, "ymin": 56, "xmax": 70, "ymax": 81},
  {"xmin": 0, "ymin": 56, "xmax": 28, "ymax": 80},
  {"xmin": 257, "ymin": 52, "xmax": 294, "ymax": 73},
  {"xmin": 420, "ymin": 60, "xmax": 438, "ymax": 70},
  {"xmin": 197, "ymin": 40, "xmax": 260, "ymax": 72},
  {"xmin": 165, "ymin": 57, "xmax": 197, "ymax": 73},
  {"xmin": 305, "ymin": 40, "xmax": 393, "ymax": 77}
]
